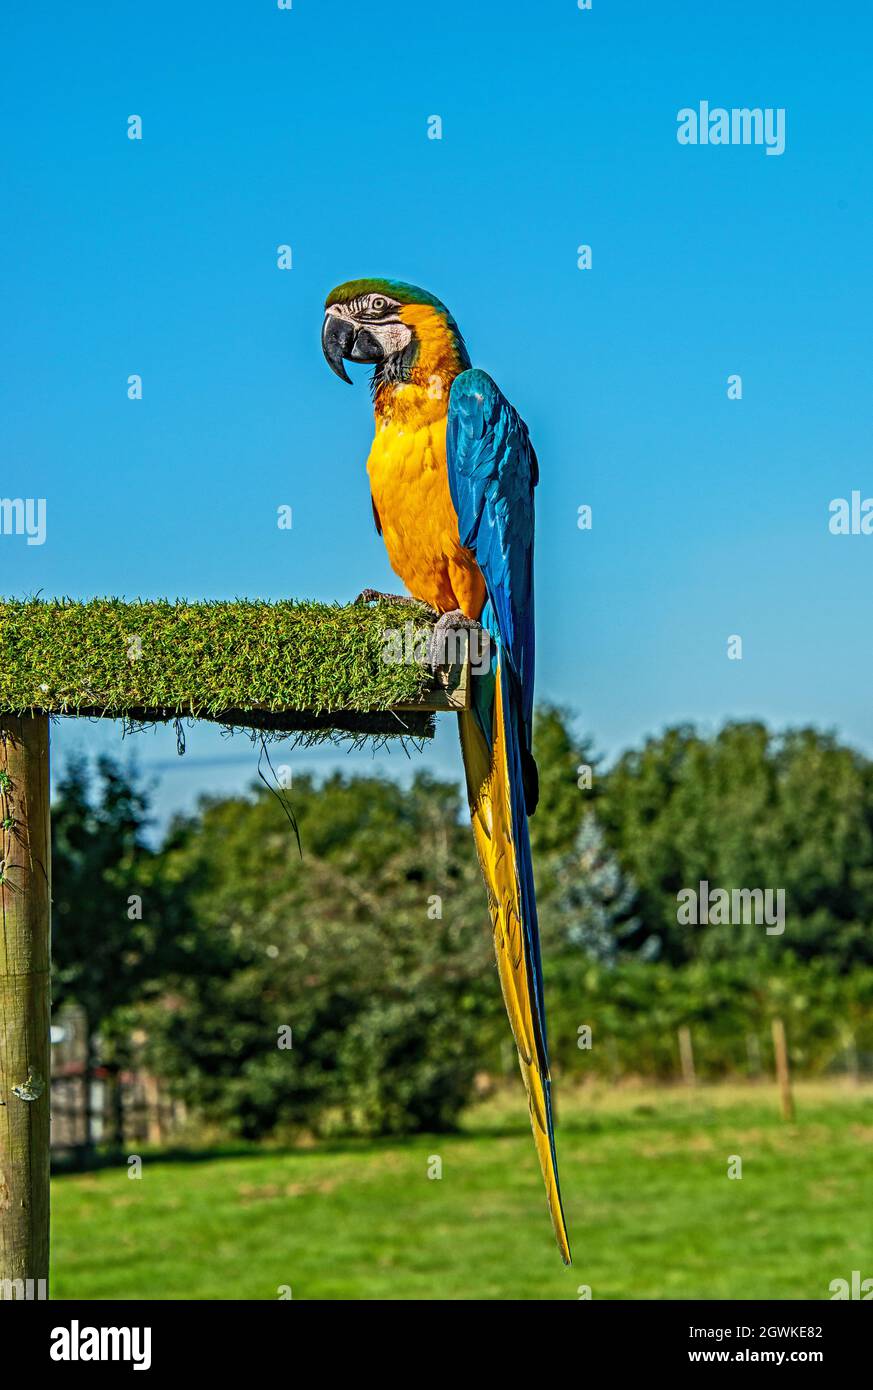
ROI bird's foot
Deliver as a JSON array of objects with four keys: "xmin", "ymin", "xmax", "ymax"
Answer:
[
  {"xmin": 354, "ymin": 588, "xmax": 436, "ymax": 614},
  {"xmin": 428, "ymin": 609, "xmax": 483, "ymax": 672}
]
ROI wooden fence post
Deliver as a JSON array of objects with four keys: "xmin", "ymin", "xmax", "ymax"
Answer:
[
  {"xmin": 771, "ymin": 1017, "xmax": 794, "ymax": 1122},
  {"xmin": 0, "ymin": 716, "xmax": 51, "ymax": 1298},
  {"xmin": 678, "ymin": 1025, "xmax": 696, "ymax": 1087},
  {"xmin": 144, "ymin": 1073, "xmax": 163, "ymax": 1146}
]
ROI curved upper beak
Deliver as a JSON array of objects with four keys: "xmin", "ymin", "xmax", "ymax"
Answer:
[
  {"xmin": 322, "ymin": 312, "xmax": 387, "ymax": 384},
  {"xmin": 321, "ymin": 312, "xmax": 354, "ymax": 383}
]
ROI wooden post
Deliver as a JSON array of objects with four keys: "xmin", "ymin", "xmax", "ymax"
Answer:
[
  {"xmin": 144, "ymin": 1073, "xmax": 163, "ymax": 1146},
  {"xmin": 771, "ymin": 1017, "xmax": 794, "ymax": 1122},
  {"xmin": 0, "ymin": 716, "xmax": 51, "ymax": 1298},
  {"xmin": 678, "ymin": 1025, "xmax": 696, "ymax": 1087}
]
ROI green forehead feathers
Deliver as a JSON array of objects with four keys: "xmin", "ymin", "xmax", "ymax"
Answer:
[{"xmin": 325, "ymin": 278, "xmax": 450, "ymax": 311}]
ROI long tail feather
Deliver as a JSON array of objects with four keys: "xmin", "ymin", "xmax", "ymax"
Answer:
[{"xmin": 459, "ymin": 653, "xmax": 571, "ymax": 1264}]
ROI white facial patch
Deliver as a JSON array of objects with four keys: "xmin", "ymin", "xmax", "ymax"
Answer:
[
  {"xmin": 372, "ymin": 319, "xmax": 414, "ymax": 355},
  {"xmin": 332, "ymin": 294, "xmax": 414, "ymax": 357}
]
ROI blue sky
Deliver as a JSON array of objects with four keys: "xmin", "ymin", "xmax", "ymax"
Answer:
[{"xmin": 2, "ymin": 1, "xmax": 872, "ymax": 826}]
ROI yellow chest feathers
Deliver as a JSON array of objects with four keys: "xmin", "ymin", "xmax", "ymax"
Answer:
[{"xmin": 366, "ymin": 388, "xmax": 485, "ymax": 617}]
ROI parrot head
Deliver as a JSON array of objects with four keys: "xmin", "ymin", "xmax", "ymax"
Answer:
[{"xmin": 322, "ymin": 278, "xmax": 470, "ymax": 390}]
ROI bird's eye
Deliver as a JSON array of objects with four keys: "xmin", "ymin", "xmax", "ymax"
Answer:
[{"xmin": 370, "ymin": 296, "xmax": 387, "ymax": 313}]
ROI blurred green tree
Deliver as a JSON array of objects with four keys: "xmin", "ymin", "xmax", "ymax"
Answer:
[
  {"xmin": 143, "ymin": 771, "xmax": 498, "ymax": 1138},
  {"xmin": 546, "ymin": 812, "xmax": 646, "ymax": 963},
  {"xmin": 596, "ymin": 721, "xmax": 873, "ymax": 967},
  {"xmin": 528, "ymin": 703, "xmax": 602, "ymax": 915},
  {"xmin": 52, "ymin": 755, "xmax": 195, "ymax": 1146}
]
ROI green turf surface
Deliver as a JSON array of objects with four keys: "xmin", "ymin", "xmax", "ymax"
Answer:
[
  {"xmin": 51, "ymin": 1082, "xmax": 873, "ymax": 1300},
  {"xmin": 0, "ymin": 597, "xmax": 436, "ymax": 739}
]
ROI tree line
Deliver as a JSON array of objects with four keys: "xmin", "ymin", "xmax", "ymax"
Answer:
[{"xmin": 51, "ymin": 709, "xmax": 873, "ymax": 1142}]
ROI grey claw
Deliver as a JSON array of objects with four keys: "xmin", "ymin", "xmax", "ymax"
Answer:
[
  {"xmin": 353, "ymin": 589, "xmax": 437, "ymax": 615},
  {"xmin": 428, "ymin": 610, "xmax": 480, "ymax": 672}
]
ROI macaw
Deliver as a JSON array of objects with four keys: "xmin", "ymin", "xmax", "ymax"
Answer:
[{"xmin": 322, "ymin": 278, "xmax": 571, "ymax": 1263}]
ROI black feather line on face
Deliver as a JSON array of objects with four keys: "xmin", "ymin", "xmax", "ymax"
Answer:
[{"xmin": 369, "ymin": 337, "xmax": 419, "ymax": 396}]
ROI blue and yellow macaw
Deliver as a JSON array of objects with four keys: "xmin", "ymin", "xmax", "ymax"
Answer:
[{"xmin": 322, "ymin": 278, "xmax": 571, "ymax": 1263}]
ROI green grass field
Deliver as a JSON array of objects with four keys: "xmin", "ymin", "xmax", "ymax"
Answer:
[{"xmin": 51, "ymin": 1081, "xmax": 873, "ymax": 1300}]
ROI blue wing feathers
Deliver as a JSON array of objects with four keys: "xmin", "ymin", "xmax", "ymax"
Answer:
[
  {"xmin": 446, "ymin": 369, "xmax": 537, "ymax": 741},
  {"xmin": 446, "ymin": 365, "xmax": 559, "ymax": 1146}
]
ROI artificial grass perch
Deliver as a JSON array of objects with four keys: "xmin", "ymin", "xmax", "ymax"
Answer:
[{"xmin": 0, "ymin": 597, "xmax": 466, "ymax": 741}]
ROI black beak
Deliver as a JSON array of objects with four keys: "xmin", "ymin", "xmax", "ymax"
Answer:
[
  {"xmin": 322, "ymin": 313, "xmax": 354, "ymax": 383},
  {"xmin": 322, "ymin": 314, "xmax": 386, "ymax": 384}
]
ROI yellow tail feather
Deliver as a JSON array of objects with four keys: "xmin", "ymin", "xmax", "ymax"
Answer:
[{"xmin": 458, "ymin": 667, "xmax": 571, "ymax": 1265}]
